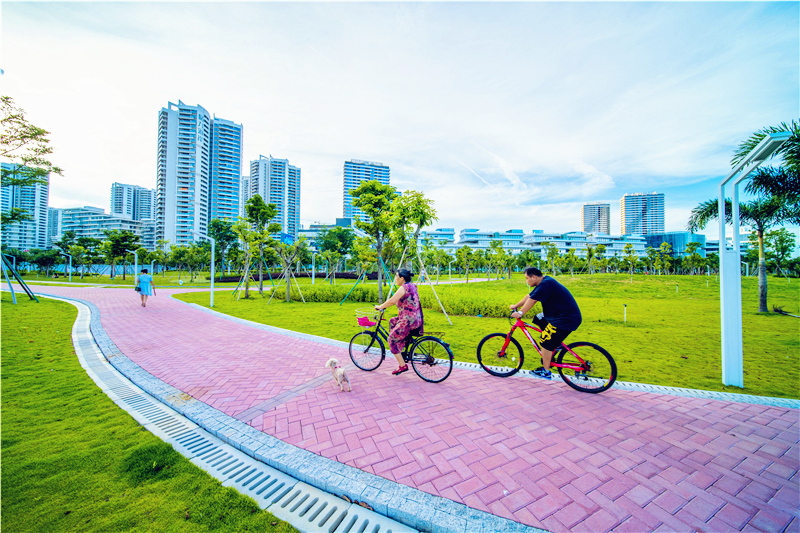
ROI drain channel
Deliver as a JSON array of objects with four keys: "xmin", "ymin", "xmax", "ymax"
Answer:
[{"xmin": 63, "ymin": 297, "xmax": 416, "ymax": 533}]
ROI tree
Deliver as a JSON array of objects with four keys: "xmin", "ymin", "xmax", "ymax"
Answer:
[
  {"xmin": 274, "ymin": 237, "xmax": 309, "ymax": 302},
  {"xmin": 67, "ymin": 244, "xmax": 86, "ymax": 279},
  {"xmin": 232, "ymin": 218, "xmax": 257, "ymax": 299},
  {"xmin": 515, "ymin": 249, "xmax": 540, "ymax": 271},
  {"xmin": 658, "ymin": 242, "xmax": 673, "ymax": 275},
  {"xmin": 151, "ymin": 239, "xmax": 170, "ymax": 277},
  {"xmin": 316, "ymin": 225, "xmax": 355, "ymax": 280},
  {"xmin": 563, "ymin": 248, "xmax": 578, "ymax": 276},
  {"xmin": 543, "ymin": 243, "xmax": 560, "ymax": 275},
  {"xmin": 245, "ymin": 195, "xmax": 281, "ymax": 295},
  {"xmin": 390, "ymin": 190, "xmax": 438, "ymax": 269},
  {"xmin": 1, "ymin": 97, "xmax": 64, "ymax": 226},
  {"xmin": 102, "ymin": 230, "xmax": 140, "ymax": 280},
  {"xmin": 764, "ymin": 228, "xmax": 796, "ymax": 275},
  {"xmin": 583, "ymin": 244, "xmax": 596, "ymax": 275},
  {"xmin": 455, "ymin": 245, "xmax": 474, "ymax": 282},
  {"xmin": 623, "ymin": 243, "xmax": 638, "ymax": 275},
  {"xmin": 684, "ymin": 242, "xmax": 703, "ymax": 275},
  {"xmin": 31, "ymin": 248, "xmax": 59, "ymax": 277},
  {"xmin": 52, "ymin": 230, "xmax": 76, "ymax": 254},
  {"xmin": 488, "ymin": 240, "xmax": 505, "ymax": 279},
  {"xmin": 350, "ymin": 180, "xmax": 398, "ymax": 303},
  {"xmin": 352, "ymin": 235, "xmax": 378, "ymax": 281},
  {"xmin": 688, "ymin": 197, "xmax": 785, "ymax": 311},
  {"xmin": 595, "ymin": 244, "xmax": 607, "ymax": 274},
  {"xmin": 208, "ymin": 219, "xmax": 237, "ymax": 280}
]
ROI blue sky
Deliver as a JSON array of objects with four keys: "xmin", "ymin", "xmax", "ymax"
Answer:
[{"xmin": 3, "ymin": 2, "xmax": 798, "ymax": 242}]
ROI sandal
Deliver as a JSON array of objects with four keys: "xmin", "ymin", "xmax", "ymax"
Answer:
[{"xmin": 392, "ymin": 365, "xmax": 408, "ymax": 375}]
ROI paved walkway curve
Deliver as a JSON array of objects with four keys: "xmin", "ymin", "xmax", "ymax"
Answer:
[{"xmin": 25, "ymin": 286, "xmax": 800, "ymax": 532}]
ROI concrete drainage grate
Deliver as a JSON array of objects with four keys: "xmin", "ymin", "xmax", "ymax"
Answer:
[{"xmin": 62, "ymin": 298, "xmax": 417, "ymax": 533}]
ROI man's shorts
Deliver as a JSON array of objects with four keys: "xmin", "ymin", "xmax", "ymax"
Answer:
[{"xmin": 530, "ymin": 313, "xmax": 574, "ymax": 352}]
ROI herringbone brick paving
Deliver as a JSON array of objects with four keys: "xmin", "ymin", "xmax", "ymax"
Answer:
[{"xmin": 31, "ymin": 286, "xmax": 800, "ymax": 532}]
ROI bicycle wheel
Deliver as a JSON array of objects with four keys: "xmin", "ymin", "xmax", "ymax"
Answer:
[
  {"xmin": 477, "ymin": 333, "xmax": 524, "ymax": 377},
  {"xmin": 349, "ymin": 331, "xmax": 385, "ymax": 371},
  {"xmin": 409, "ymin": 336, "xmax": 453, "ymax": 383},
  {"xmin": 555, "ymin": 342, "xmax": 617, "ymax": 393}
]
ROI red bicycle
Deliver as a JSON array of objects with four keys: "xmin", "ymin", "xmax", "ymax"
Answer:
[{"xmin": 477, "ymin": 315, "xmax": 617, "ymax": 393}]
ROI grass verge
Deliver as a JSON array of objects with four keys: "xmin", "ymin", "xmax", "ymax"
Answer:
[
  {"xmin": 174, "ymin": 274, "xmax": 799, "ymax": 399},
  {"xmin": 0, "ymin": 292, "xmax": 296, "ymax": 533}
]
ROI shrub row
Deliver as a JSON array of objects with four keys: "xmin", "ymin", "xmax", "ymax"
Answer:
[{"xmin": 207, "ymin": 271, "xmax": 381, "ymax": 282}]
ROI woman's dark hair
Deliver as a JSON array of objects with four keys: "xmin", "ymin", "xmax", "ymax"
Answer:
[
  {"xmin": 141, "ymin": 268, "xmax": 148, "ymax": 274},
  {"xmin": 523, "ymin": 267, "xmax": 542, "ymax": 277},
  {"xmin": 396, "ymin": 269, "xmax": 413, "ymax": 283}
]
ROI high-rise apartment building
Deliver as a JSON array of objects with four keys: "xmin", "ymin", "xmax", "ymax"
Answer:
[
  {"xmin": 250, "ymin": 155, "xmax": 301, "ymax": 240},
  {"xmin": 209, "ymin": 118, "xmax": 243, "ymax": 221},
  {"xmin": 111, "ymin": 183, "xmax": 155, "ymax": 221},
  {"xmin": 1, "ymin": 163, "xmax": 49, "ymax": 250},
  {"xmin": 239, "ymin": 175, "xmax": 250, "ymax": 218},
  {"xmin": 581, "ymin": 202, "xmax": 610, "ymax": 235},
  {"xmin": 620, "ymin": 192, "xmax": 665, "ymax": 235},
  {"xmin": 343, "ymin": 159, "xmax": 390, "ymax": 222},
  {"xmin": 47, "ymin": 207, "xmax": 63, "ymax": 248},
  {"xmin": 155, "ymin": 101, "xmax": 242, "ymax": 248}
]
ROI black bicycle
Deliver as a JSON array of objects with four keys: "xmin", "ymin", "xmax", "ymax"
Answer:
[{"xmin": 349, "ymin": 308, "xmax": 454, "ymax": 383}]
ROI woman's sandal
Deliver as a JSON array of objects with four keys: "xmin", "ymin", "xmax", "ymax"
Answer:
[{"xmin": 392, "ymin": 365, "xmax": 408, "ymax": 375}]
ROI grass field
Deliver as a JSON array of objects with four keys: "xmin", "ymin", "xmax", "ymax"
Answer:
[
  {"xmin": 0, "ymin": 293, "xmax": 296, "ymax": 533},
  {"xmin": 175, "ymin": 273, "xmax": 800, "ymax": 399}
]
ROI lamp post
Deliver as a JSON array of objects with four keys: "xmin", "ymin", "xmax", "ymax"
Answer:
[
  {"xmin": 448, "ymin": 258, "xmax": 456, "ymax": 279},
  {"xmin": 718, "ymin": 131, "xmax": 790, "ymax": 387},
  {"xmin": 125, "ymin": 249, "xmax": 138, "ymax": 285},
  {"xmin": 59, "ymin": 252, "xmax": 72, "ymax": 282},
  {"xmin": 312, "ymin": 252, "xmax": 316, "ymax": 285},
  {"xmin": 191, "ymin": 231, "xmax": 215, "ymax": 307}
]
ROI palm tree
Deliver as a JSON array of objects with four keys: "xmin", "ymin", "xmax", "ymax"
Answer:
[{"xmin": 687, "ymin": 197, "xmax": 784, "ymax": 312}]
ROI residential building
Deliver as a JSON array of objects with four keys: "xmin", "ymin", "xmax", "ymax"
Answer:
[
  {"xmin": 250, "ymin": 155, "xmax": 301, "ymax": 240},
  {"xmin": 156, "ymin": 101, "xmax": 242, "ymax": 248},
  {"xmin": 0, "ymin": 163, "xmax": 49, "ymax": 250},
  {"xmin": 47, "ymin": 207, "xmax": 63, "ymax": 248},
  {"xmin": 523, "ymin": 231, "xmax": 647, "ymax": 258},
  {"xmin": 239, "ymin": 175, "xmax": 250, "ymax": 218},
  {"xmin": 58, "ymin": 206, "xmax": 156, "ymax": 251},
  {"xmin": 581, "ymin": 202, "xmax": 610, "ymax": 235},
  {"xmin": 298, "ymin": 217, "xmax": 368, "ymax": 252},
  {"xmin": 456, "ymin": 229, "xmax": 527, "ymax": 254},
  {"xmin": 644, "ymin": 232, "xmax": 707, "ymax": 258},
  {"xmin": 209, "ymin": 118, "xmax": 243, "ymax": 222},
  {"xmin": 343, "ymin": 159, "xmax": 390, "ymax": 222},
  {"xmin": 620, "ymin": 192, "xmax": 665, "ymax": 235},
  {"xmin": 111, "ymin": 183, "xmax": 156, "ymax": 221}
]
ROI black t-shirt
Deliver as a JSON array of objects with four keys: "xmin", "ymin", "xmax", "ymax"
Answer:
[{"xmin": 529, "ymin": 276, "xmax": 582, "ymax": 331}]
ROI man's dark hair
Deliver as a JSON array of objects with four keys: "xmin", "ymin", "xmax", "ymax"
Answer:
[
  {"xmin": 523, "ymin": 267, "xmax": 542, "ymax": 277},
  {"xmin": 397, "ymin": 269, "xmax": 413, "ymax": 283}
]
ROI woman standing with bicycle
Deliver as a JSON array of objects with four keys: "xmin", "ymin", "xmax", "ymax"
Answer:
[{"xmin": 375, "ymin": 269, "xmax": 423, "ymax": 375}]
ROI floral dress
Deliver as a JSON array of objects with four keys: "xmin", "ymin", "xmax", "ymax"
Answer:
[{"xmin": 388, "ymin": 283, "xmax": 424, "ymax": 354}]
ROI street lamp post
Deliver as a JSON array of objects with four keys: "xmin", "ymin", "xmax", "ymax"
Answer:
[
  {"xmin": 191, "ymin": 231, "xmax": 216, "ymax": 308},
  {"xmin": 448, "ymin": 258, "xmax": 456, "ymax": 279},
  {"xmin": 59, "ymin": 252, "xmax": 72, "ymax": 282},
  {"xmin": 125, "ymin": 249, "xmax": 138, "ymax": 285},
  {"xmin": 718, "ymin": 131, "xmax": 790, "ymax": 387},
  {"xmin": 312, "ymin": 252, "xmax": 316, "ymax": 285}
]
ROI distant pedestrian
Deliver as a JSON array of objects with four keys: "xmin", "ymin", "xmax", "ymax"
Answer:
[{"xmin": 136, "ymin": 268, "xmax": 156, "ymax": 307}]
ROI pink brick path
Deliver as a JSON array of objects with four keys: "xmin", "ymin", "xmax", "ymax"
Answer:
[{"xmin": 35, "ymin": 286, "xmax": 800, "ymax": 532}]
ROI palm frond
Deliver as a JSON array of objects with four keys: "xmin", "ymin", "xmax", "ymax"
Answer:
[
  {"xmin": 687, "ymin": 198, "xmax": 731, "ymax": 232},
  {"xmin": 731, "ymin": 120, "xmax": 799, "ymax": 170}
]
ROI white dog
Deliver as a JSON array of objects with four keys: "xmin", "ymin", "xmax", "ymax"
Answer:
[{"xmin": 325, "ymin": 358, "xmax": 351, "ymax": 392}]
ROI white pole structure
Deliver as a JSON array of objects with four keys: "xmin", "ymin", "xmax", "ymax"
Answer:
[
  {"xmin": 125, "ymin": 249, "xmax": 138, "ymax": 285},
  {"xmin": 312, "ymin": 253, "xmax": 316, "ymax": 285},
  {"xmin": 448, "ymin": 258, "xmax": 456, "ymax": 279},
  {"xmin": 59, "ymin": 252, "xmax": 72, "ymax": 282},
  {"xmin": 191, "ymin": 231, "xmax": 216, "ymax": 308},
  {"xmin": 717, "ymin": 131, "xmax": 790, "ymax": 387}
]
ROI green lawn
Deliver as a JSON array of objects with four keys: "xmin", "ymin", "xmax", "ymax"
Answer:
[
  {"xmin": 0, "ymin": 293, "xmax": 296, "ymax": 533},
  {"xmin": 175, "ymin": 273, "xmax": 800, "ymax": 399}
]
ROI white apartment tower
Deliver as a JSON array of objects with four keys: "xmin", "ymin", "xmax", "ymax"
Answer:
[
  {"xmin": 343, "ymin": 159, "xmax": 390, "ymax": 222},
  {"xmin": 249, "ymin": 155, "xmax": 301, "ymax": 240},
  {"xmin": 581, "ymin": 202, "xmax": 610, "ymax": 235},
  {"xmin": 111, "ymin": 182, "xmax": 155, "ymax": 221},
  {"xmin": 620, "ymin": 192, "xmax": 665, "ymax": 235},
  {"xmin": 155, "ymin": 101, "xmax": 213, "ymax": 247},
  {"xmin": 1, "ymin": 163, "xmax": 49, "ymax": 250}
]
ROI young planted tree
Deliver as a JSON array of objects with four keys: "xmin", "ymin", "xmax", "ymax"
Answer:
[
  {"xmin": 684, "ymin": 242, "xmax": 703, "ymax": 275},
  {"xmin": 245, "ymin": 195, "xmax": 281, "ymax": 295},
  {"xmin": 456, "ymin": 245, "xmax": 474, "ymax": 282},
  {"xmin": 102, "ymin": 230, "xmax": 140, "ymax": 280},
  {"xmin": 764, "ymin": 228, "xmax": 796, "ymax": 276},
  {"xmin": 563, "ymin": 248, "xmax": 578, "ymax": 276},
  {"xmin": 208, "ymin": 219, "xmax": 238, "ymax": 280},
  {"xmin": 316, "ymin": 226, "xmax": 355, "ymax": 282},
  {"xmin": 623, "ymin": 243, "xmax": 638, "ymax": 275},
  {"xmin": 352, "ymin": 236, "xmax": 378, "ymax": 281},
  {"xmin": 543, "ymin": 243, "xmax": 560, "ymax": 275},
  {"xmin": 232, "ymin": 218, "xmax": 259, "ymax": 299},
  {"xmin": 350, "ymin": 180, "xmax": 398, "ymax": 303},
  {"xmin": 658, "ymin": 242, "xmax": 673, "ymax": 275},
  {"xmin": 274, "ymin": 237, "xmax": 309, "ymax": 302},
  {"xmin": 390, "ymin": 190, "xmax": 438, "ymax": 269}
]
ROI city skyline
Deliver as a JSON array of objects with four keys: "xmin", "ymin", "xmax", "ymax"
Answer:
[{"xmin": 2, "ymin": 2, "xmax": 797, "ymax": 244}]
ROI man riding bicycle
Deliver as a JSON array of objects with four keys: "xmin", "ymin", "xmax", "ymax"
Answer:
[{"xmin": 510, "ymin": 267, "xmax": 582, "ymax": 379}]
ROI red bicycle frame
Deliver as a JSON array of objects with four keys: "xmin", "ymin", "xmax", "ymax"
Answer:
[{"xmin": 504, "ymin": 318, "xmax": 587, "ymax": 372}]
